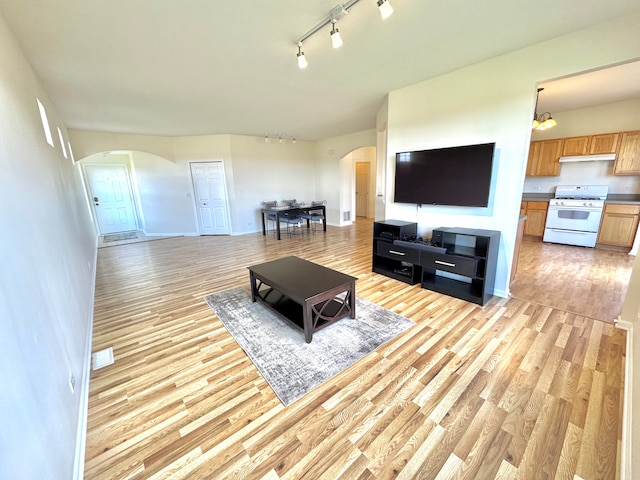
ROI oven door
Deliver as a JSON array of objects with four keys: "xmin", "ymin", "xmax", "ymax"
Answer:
[
  {"xmin": 543, "ymin": 204, "xmax": 603, "ymax": 247},
  {"xmin": 544, "ymin": 205, "xmax": 603, "ymax": 233}
]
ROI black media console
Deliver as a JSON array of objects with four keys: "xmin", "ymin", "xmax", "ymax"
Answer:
[{"xmin": 372, "ymin": 220, "xmax": 500, "ymax": 306}]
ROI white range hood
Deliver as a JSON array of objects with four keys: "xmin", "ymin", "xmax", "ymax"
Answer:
[{"xmin": 559, "ymin": 153, "xmax": 616, "ymax": 163}]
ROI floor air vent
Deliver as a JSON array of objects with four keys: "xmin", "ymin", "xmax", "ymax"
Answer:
[
  {"xmin": 343, "ymin": 211, "xmax": 351, "ymax": 221},
  {"xmin": 92, "ymin": 347, "xmax": 114, "ymax": 370}
]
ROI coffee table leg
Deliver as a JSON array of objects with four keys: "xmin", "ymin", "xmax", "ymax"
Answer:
[
  {"xmin": 303, "ymin": 302, "xmax": 313, "ymax": 343},
  {"xmin": 250, "ymin": 272, "xmax": 258, "ymax": 302},
  {"xmin": 349, "ymin": 281, "xmax": 356, "ymax": 318}
]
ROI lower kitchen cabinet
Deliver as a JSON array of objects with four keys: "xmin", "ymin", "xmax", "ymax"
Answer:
[
  {"xmin": 597, "ymin": 203, "xmax": 640, "ymax": 248},
  {"xmin": 521, "ymin": 201, "xmax": 548, "ymax": 237}
]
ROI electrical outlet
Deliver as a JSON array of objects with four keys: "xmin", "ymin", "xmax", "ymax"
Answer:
[{"xmin": 69, "ymin": 373, "xmax": 76, "ymax": 394}]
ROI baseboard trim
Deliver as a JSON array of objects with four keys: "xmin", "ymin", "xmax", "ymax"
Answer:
[
  {"xmin": 73, "ymin": 239, "xmax": 98, "ymax": 480},
  {"xmin": 615, "ymin": 317, "xmax": 633, "ymax": 480}
]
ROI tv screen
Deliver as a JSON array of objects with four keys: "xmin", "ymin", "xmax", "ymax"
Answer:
[{"xmin": 393, "ymin": 142, "xmax": 495, "ymax": 207}]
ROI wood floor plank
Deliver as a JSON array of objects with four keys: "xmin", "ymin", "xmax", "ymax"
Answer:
[{"xmin": 84, "ymin": 220, "xmax": 628, "ymax": 479}]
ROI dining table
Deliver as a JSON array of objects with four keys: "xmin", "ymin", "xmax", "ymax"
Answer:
[{"xmin": 260, "ymin": 204, "xmax": 326, "ymax": 240}]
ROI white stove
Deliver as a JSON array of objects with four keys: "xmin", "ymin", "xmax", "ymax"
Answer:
[{"xmin": 543, "ymin": 185, "xmax": 609, "ymax": 247}]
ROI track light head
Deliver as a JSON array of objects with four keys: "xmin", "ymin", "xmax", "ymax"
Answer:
[
  {"xmin": 377, "ymin": 0, "xmax": 393, "ymax": 19},
  {"xmin": 330, "ymin": 20, "xmax": 343, "ymax": 48},
  {"xmin": 296, "ymin": 42, "xmax": 308, "ymax": 69}
]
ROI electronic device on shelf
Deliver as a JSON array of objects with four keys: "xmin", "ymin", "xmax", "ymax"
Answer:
[
  {"xmin": 379, "ymin": 231, "xmax": 398, "ymax": 240},
  {"xmin": 393, "ymin": 239, "xmax": 447, "ymax": 254}
]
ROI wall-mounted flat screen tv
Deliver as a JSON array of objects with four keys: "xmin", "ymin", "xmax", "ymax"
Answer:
[{"xmin": 393, "ymin": 142, "xmax": 495, "ymax": 207}]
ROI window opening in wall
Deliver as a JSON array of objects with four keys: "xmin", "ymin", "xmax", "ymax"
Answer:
[
  {"xmin": 57, "ymin": 127, "xmax": 67, "ymax": 158},
  {"xmin": 36, "ymin": 98, "xmax": 54, "ymax": 147},
  {"xmin": 67, "ymin": 141, "xmax": 75, "ymax": 163}
]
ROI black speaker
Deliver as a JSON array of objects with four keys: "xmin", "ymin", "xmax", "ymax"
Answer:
[{"xmin": 431, "ymin": 229, "xmax": 444, "ymax": 247}]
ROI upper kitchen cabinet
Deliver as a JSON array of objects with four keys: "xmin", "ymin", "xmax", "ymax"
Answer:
[
  {"xmin": 614, "ymin": 130, "xmax": 640, "ymax": 175},
  {"xmin": 527, "ymin": 139, "xmax": 563, "ymax": 176},
  {"xmin": 561, "ymin": 133, "xmax": 620, "ymax": 157},
  {"xmin": 562, "ymin": 136, "xmax": 589, "ymax": 156},
  {"xmin": 589, "ymin": 133, "xmax": 619, "ymax": 154}
]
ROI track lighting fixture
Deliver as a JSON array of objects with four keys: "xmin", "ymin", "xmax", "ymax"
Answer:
[
  {"xmin": 296, "ymin": 43, "xmax": 308, "ymax": 69},
  {"xmin": 377, "ymin": 0, "xmax": 393, "ymax": 19},
  {"xmin": 263, "ymin": 133, "xmax": 297, "ymax": 144},
  {"xmin": 295, "ymin": 0, "xmax": 395, "ymax": 68},
  {"xmin": 330, "ymin": 20, "xmax": 343, "ymax": 48}
]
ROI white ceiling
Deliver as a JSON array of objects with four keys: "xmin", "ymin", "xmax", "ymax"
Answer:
[
  {"xmin": 537, "ymin": 61, "xmax": 640, "ymax": 115},
  {"xmin": 1, "ymin": 0, "xmax": 639, "ymax": 141}
]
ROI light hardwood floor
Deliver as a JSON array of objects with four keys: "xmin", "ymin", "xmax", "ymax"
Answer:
[
  {"xmin": 510, "ymin": 237, "xmax": 634, "ymax": 324},
  {"xmin": 85, "ymin": 220, "xmax": 628, "ymax": 479}
]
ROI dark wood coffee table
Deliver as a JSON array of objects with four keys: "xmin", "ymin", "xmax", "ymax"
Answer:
[{"xmin": 248, "ymin": 256, "xmax": 357, "ymax": 343}]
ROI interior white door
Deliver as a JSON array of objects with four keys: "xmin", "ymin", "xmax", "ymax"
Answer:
[
  {"xmin": 190, "ymin": 161, "xmax": 230, "ymax": 235},
  {"xmin": 84, "ymin": 164, "xmax": 138, "ymax": 234},
  {"xmin": 356, "ymin": 162, "xmax": 369, "ymax": 218}
]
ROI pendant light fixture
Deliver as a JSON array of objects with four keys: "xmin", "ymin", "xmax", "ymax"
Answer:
[{"xmin": 532, "ymin": 87, "xmax": 557, "ymax": 131}]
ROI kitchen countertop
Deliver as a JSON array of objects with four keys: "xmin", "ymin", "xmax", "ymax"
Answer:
[
  {"xmin": 605, "ymin": 194, "xmax": 640, "ymax": 204},
  {"xmin": 522, "ymin": 193, "xmax": 640, "ymax": 204},
  {"xmin": 521, "ymin": 193, "xmax": 552, "ymax": 201}
]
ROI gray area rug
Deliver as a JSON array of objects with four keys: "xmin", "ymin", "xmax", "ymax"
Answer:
[
  {"xmin": 204, "ymin": 287, "xmax": 415, "ymax": 406},
  {"xmin": 103, "ymin": 232, "xmax": 138, "ymax": 242}
]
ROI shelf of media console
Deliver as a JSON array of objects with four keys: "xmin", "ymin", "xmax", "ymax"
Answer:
[{"xmin": 371, "ymin": 224, "xmax": 500, "ymax": 306}]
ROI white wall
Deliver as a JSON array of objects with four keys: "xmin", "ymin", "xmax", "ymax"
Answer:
[
  {"xmin": 619, "ymin": 250, "xmax": 640, "ymax": 479},
  {"xmin": 0, "ymin": 12, "xmax": 96, "ymax": 480},
  {"xmin": 70, "ymin": 131, "xmax": 326, "ymax": 234},
  {"xmin": 525, "ymin": 99, "xmax": 640, "ymax": 194},
  {"xmin": 315, "ymin": 130, "xmax": 377, "ymax": 226},
  {"xmin": 383, "ymin": 10, "xmax": 640, "ymax": 298}
]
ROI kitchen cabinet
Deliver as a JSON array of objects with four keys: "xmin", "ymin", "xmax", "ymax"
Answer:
[
  {"xmin": 589, "ymin": 133, "xmax": 619, "ymax": 154},
  {"xmin": 521, "ymin": 201, "xmax": 548, "ymax": 237},
  {"xmin": 526, "ymin": 139, "xmax": 563, "ymax": 176},
  {"xmin": 561, "ymin": 133, "xmax": 619, "ymax": 156},
  {"xmin": 562, "ymin": 136, "xmax": 589, "ymax": 156},
  {"xmin": 614, "ymin": 130, "xmax": 640, "ymax": 175},
  {"xmin": 597, "ymin": 203, "xmax": 640, "ymax": 248}
]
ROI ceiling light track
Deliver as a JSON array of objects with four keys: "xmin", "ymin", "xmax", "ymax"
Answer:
[
  {"xmin": 264, "ymin": 133, "xmax": 297, "ymax": 144},
  {"xmin": 295, "ymin": 0, "xmax": 394, "ymax": 68}
]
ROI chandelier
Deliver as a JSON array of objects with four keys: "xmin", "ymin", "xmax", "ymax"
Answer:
[{"xmin": 532, "ymin": 87, "xmax": 557, "ymax": 131}]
